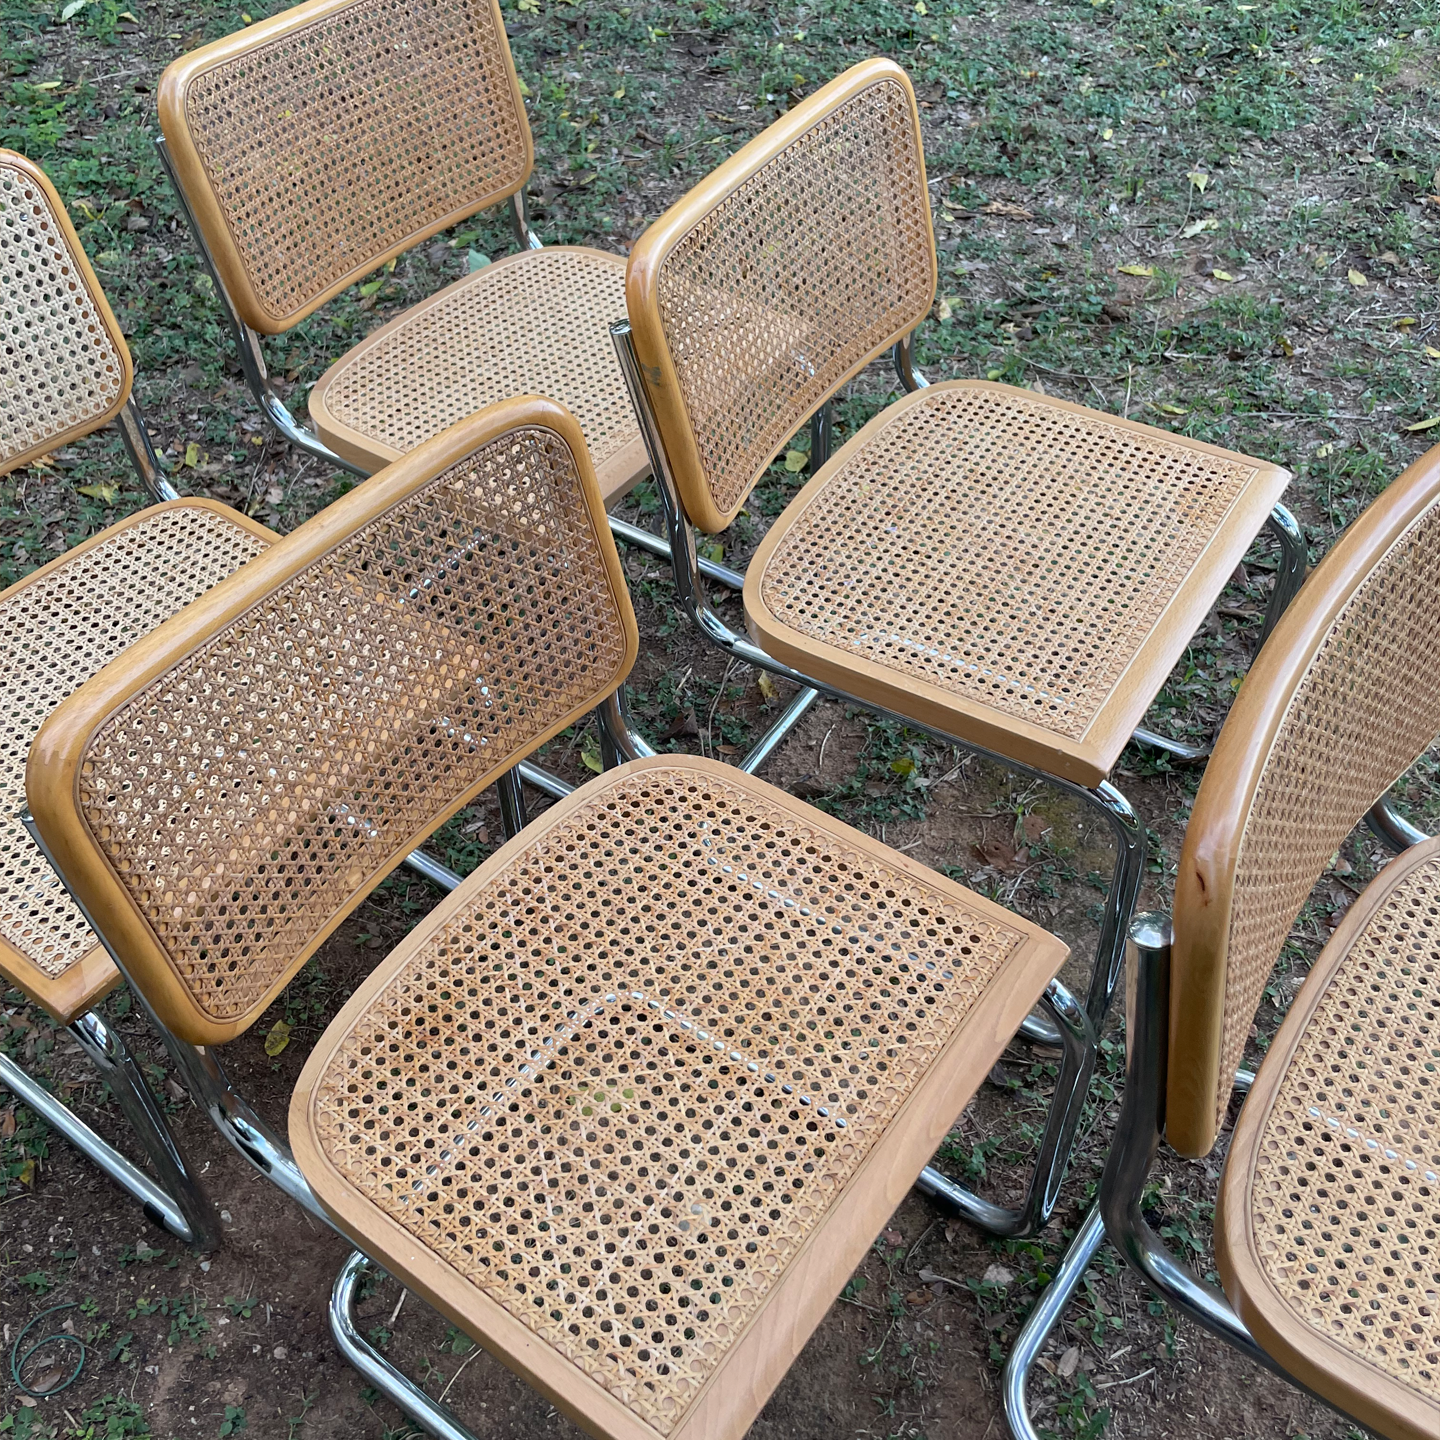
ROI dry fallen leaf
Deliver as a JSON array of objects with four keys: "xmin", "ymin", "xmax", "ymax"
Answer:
[
  {"xmin": 1179, "ymin": 216, "xmax": 1217, "ymax": 239},
  {"xmin": 1186, "ymin": 170, "xmax": 1209, "ymax": 192},
  {"xmin": 1425, "ymin": 347, "xmax": 1440, "ymax": 360},
  {"xmin": 1405, "ymin": 416, "xmax": 1440, "ymax": 432},
  {"xmin": 756, "ymin": 671, "xmax": 779, "ymax": 703},
  {"xmin": 1211, "ymin": 269, "xmax": 1235, "ymax": 282},
  {"xmin": 980, "ymin": 199, "xmax": 1035, "ymax": 220},
  {"xmin": 1116, "ymin": 263, "xmax": 1154, "ymax": 277},
  {"xmin": 1347, "ymin": 268, "xmax": 1368, "ymax": 287},
  {"xmin": 263, "ymin": 1019, "xmax": 291, "ymax": 1057},
  {"xmin": 783, "ymin": 449, "xmax": 809, "ymax": 472},
  {"xmin": 982, "ymin": 1263, "xmax": 1016, "ymax": 1288},
  {"xmin": 1058, "ymin": 1346, "xmax": 1081, "ymax": 1379}
]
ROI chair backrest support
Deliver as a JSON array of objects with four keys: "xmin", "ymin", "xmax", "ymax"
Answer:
[
  {"xmin": 27, "ymin": 396, "xmax": 637, "ymax": 1047},
  {"xmin": 1, "ymin": 150, "xmax": 134, "ymax": 477},
  {"xmin": 625, "ymin": 58, "xmax": 937, "ymax": 535},
  {"xmin": 1168, "ymin": 445, "xmax": 1440, "ymax": 1156},
  {"xmin": 158, "ymin": 0, "xmax": 534, "ymax": 336}
]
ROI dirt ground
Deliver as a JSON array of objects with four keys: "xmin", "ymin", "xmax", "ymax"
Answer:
[{"xmin": 5, "ymin": 0, "xmax": 1440, "ymax": 1437}]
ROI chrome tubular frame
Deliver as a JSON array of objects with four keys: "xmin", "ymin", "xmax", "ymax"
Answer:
[
  {"xmin": 331, "ymin": 1252, "xmax": 482, "ymax": 1440},
  {"xmin": 0, "ymin": 1008, "xmax": 210, "ymax": 1244},
  {"xmin": 508, "ymin": 187, "xmax": 544, "ymax": 252},
  {"xmin": 893, "ymin": 331, "xmax": 930, "ymax": 391},
  {"xmin": 1364, "ymin": 793, "xmax": 1430, "ymax": 852},
  {"xmin": 115, "ymin": 397, "xmax": 181, "ymax": 503},
  {"xmin": 1131, "ymin": 503, "xmax": 1306, "ymax": 765},
  {"xmin": 1002, "ymin": 912, "xmax": 1372, "ymax": 1440},
  {"xmin": 495, "ymin": 767, "xmax": 528, "ymax": 839},
  {"xmin": 612, "ymin": 317, "xmax": 1146, "ymax": 1237}
]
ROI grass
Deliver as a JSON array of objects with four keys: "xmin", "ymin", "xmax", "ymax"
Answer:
[{"xmin": 3, "ymin": 0, "xmax": 1440, "ymax": 1436}]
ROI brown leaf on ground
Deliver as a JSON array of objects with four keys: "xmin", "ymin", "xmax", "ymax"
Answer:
[{"xmin": 980, "ymin": 199, "xmax": 1035, "ymax": 220}]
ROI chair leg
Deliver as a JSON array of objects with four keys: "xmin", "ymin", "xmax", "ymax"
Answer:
[
  {"xmin": 916, "ymin": 782, "xmax": 1146, "ymax": 1238},
  {"xmin": 330, "ymin": 1250, "xmax": 480, "ymax": 1440},
  {"xmin": 1001, "ymin": 1201, "xmax": 1107, "ymax": 1440},
  {"xmin": 1258, "ymin": 502, "xmax": 1305, "ymax": 647},
  {"xmin": 0, "ymin": 1008, "xmax": 217, "ymax": 1247},
  {"xmin": 495, "ymin": 767, "xmax": 527, "ymax": 839}
]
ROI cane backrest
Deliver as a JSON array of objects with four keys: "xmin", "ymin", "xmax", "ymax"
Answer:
[
  {"xmin": 26, "ymin": 398, "xmax": 638, "ymax": 1046},
  {"xmin": 1, "ymin": 151, "xmax": 134, "ymax": 477},
  {"xmin": 1168, "ymin": 445, "xmax": 1440, "ymax": 1157},
  {"xmin": 158, "ymin": 0, "xmax": 533, "ymax": 335},
  {"xmin": 0, "ymin": 501, "xmax": 274, "ymax": 1024},
  {"xmin": 625, "ymin": 58, "xmax": 937, "ymax": 534}
]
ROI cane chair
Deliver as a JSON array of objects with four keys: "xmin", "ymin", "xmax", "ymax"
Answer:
[
  {"xmin": 0, "ymin": 149, "xmax": 279, "ymax": 1247},
  {"xmin": 25, "ymin": 394, "xmax": 1080, "ymax": 1440},
  {"xmin": 614, "ymin": 55, "xmax": 1303, "ymax": 1241},
  {"xmin": 1002, "ymin": 441, "xmax": 1440, "ymax": 1440},
  {"xmin": 155, "ymin": 0, "xmax": 646, "ymax": 508}
]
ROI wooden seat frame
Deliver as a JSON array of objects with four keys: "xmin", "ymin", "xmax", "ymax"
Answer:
[
  {"xmin": 1002, "ymin": 441, "xmax": 1440, "ymax": 1440},
  {"xmin": 609, "ymin": 57, "xmax": 1306, "ymax": 1243},
  {"xmin": 21, "ymin": 396, "xmax": 1086, "ymax": 1440}
]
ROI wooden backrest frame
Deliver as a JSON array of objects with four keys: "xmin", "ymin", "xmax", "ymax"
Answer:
[
  {"xmin": 158, "ymin": 0, "xmax": 534, "ymax": 335},
  {"xmin": 625, "ymin": 58, "xmax": 938, "ymax": 535},
  {"xmin": 1, "ymin": 150, "xmax": 134, "ymax": 476},
  {"xmin": 27, "ymin": 396, "xmax": 638, "ymax": 1046},
  {"xmin": 1168, "ymin": 443, "xmax": 1440, "ymax": 1156}
]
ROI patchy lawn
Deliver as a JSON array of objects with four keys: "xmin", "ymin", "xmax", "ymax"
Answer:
[{"xmin": 4, "ymin": 1, "xmax": 1439, "ymax": 1437}]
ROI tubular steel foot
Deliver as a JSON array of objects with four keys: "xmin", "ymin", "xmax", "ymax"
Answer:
[
  {"xmin": 0, "ymin": 1013, "xmax": 216, "ymax": 1247},
  {"xmin": 331, "ymin": 1251, "xmax": 479, "ymax": 1440},
  {"xmin": 1002, "ymin": 1202, "xmax": 1107, "ymax": 1440}
]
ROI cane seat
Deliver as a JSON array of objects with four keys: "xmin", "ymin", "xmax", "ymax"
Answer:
[
  {"xmin": 0, "ymin": 502, "xmax": 273, "ymax": 1023},
  {"xmin": 158, "ymin": 0, "xmax": 646, "ymax": 501},
  {"xmin": 307, "ymin": 247, "xmax": 646, "ymax": 502},
  {"xmin": 293, "ymin": 755, "xmax": 1068, "ymax": 1440},
  {"xmin": 1216, "ymin": 834, "xmax": 1440, "ymax": 1440},
  {"xmin": 743, "ymin": 381, "xmax": 1290, "ymax": 788}
]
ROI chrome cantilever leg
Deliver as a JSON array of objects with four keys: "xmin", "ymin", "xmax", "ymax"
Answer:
[
  {"xmin": 893, "ymin": 330, "xmax": 930, "ymax": 392},
  {"xmin": 1002, "ymin": 1201, "xmax": 1107, "ymax": 1440},
  {"xmin": 155, "ymin": 136, "xmax": 368, "ymax": 478},
  {"xmin": 1364, "ymin": 793, "xmax": 1429, "ymax": 852},
  {"xmin": 495, "ymin": 767, "xmax": 527, "ymax": 839},
  {"xmin": 115, "ymin": 397, "xmax": 180, "ymax": 503},
  {"xmin": 0, "ymin": 1010, "xmax": 212, "ymax": 1245},
  {"xmin": 331, "ymin": 1252, "xmax": 480, "ymax": 1440}
]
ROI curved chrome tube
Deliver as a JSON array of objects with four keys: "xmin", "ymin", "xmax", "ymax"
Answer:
[
  {"xmin": 116, "ymin": 398, "xmax": 180, "ymax": 503},
  {"xmin": 330, "ymin": 1252, "xmax": 480, "ymax": 1440},
  {"xmin": 0, "ymin": 1031, "xmax": 200, "ymax": 1243},
  {"xmin": 1364, "ymin": 793, "xmax": 1430, "ymax": 853},
  {"xmin": 893, "ymin": 331, "xmax": 930, "ymax": 391},
  {"xmin": 1001, "ymin": 1202, "xmax": 1107, "ymax": 1440},
  {"xmin": 1260, "ymin": 502, "xmax": 1306, "ymax": 646}
]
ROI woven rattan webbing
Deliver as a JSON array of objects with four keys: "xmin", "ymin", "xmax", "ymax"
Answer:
[
  {"xmin": 1246, "ymin": 850, "xmax": 1439, "ymax": 1400},
  {"xmin": 73, "ymin": 428, "xmax": 627, "ymax": 1025},
  {"xmin": 316, "ymin": 250, "xmax": 636, "ymax": 470},
  {"xmin": 757, "ymin": 384, "xmax": 1262, "ymax": 741},
  {"xmin": 0, "ymin": 506, "xmax": 270, "ymax": 986},
  {"xmin": 179, "ymin": 0, "xmax": 528, "ymax": 327},
  {"xmin": 307, "ymin": 762, "xmax": 1030, "ymax": 1435},
  {"xmin": 1215, "ymin": 499, "xmax": 1440, "ymax": 1136},
  {"xmin": 654, "ymin": 77, "xmax": 933, "ymax": 521},
  {"xmin": 1, "ymin": 159, "xmax": 127, "ymax": 468}
]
